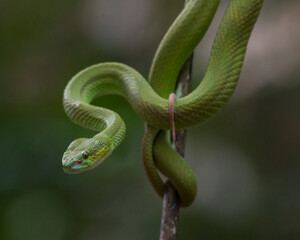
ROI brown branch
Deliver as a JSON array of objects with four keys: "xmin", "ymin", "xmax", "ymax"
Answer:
[{"xmin": 159, "ymin": 54, "xmax": 193, "ymax": 240}]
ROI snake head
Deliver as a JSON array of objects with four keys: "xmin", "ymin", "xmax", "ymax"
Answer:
[{"xmin": 62, "ymin": 137, "xmax": 113, "ymax": 174}]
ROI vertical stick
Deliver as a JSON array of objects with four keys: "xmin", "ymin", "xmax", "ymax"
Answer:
[{"xmin": 159, "ymin": 54, "xmax": 193, "ymax": 240}]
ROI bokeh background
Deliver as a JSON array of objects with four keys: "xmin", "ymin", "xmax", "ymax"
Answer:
[{"xmin": 1, "ymin": 0, "xmax": 299, "ymax": 239}]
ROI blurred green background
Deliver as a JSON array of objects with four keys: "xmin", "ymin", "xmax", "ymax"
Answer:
[{"xmin": 1, "ymin": 0, "xmax": 299, "ymax": 239}]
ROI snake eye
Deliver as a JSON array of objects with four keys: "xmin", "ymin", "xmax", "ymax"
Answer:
[{"xmin": 82, "ymin": 151, "xmax": 89, "ymax": 159}]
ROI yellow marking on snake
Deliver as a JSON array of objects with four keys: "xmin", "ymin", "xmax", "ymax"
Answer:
[
  {"xmin": 89, "ymin": 148, "xmax": 106, "ymax": 161},
  {"xmin": 96, "ymin": 148, "xmax": 106, "ymax": 156}
]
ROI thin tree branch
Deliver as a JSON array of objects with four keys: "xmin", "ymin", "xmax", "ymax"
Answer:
[{"xmin": 159, "ymin": 54, "xmax": 193, "ymax": 240}]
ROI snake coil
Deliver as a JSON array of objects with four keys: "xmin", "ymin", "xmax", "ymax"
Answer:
[{"xmin": 62, "ymin": 0, "xmax": 263, "ymax": 207}]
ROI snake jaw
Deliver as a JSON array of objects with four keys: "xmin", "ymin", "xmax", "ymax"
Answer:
[
  {"xmin": 62, "ymin": 150, "xmax": 110, "ymax": 174},
  {"xmin": 63, "ymin": 156, "xmax": 101, "ymax": 174}
]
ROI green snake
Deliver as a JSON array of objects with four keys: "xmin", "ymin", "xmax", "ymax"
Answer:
[{"xmin": 62, "ymin": 0, "xmax": 263, "ymax": 207}]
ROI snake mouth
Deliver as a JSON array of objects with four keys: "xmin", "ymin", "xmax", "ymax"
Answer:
[{"xmin": 63, "ymin": 160, "xmax": 101, "ymax": 174}]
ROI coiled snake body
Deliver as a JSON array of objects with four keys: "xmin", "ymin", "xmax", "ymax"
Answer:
[{"xmin": 62, "ymin": 0, "xmax": 263, "ymax": 207}]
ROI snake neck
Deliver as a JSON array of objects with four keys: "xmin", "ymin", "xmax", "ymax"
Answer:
[{"xmin": 64, "ymin": 94, "xmax": 126, "ymax": 149}]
